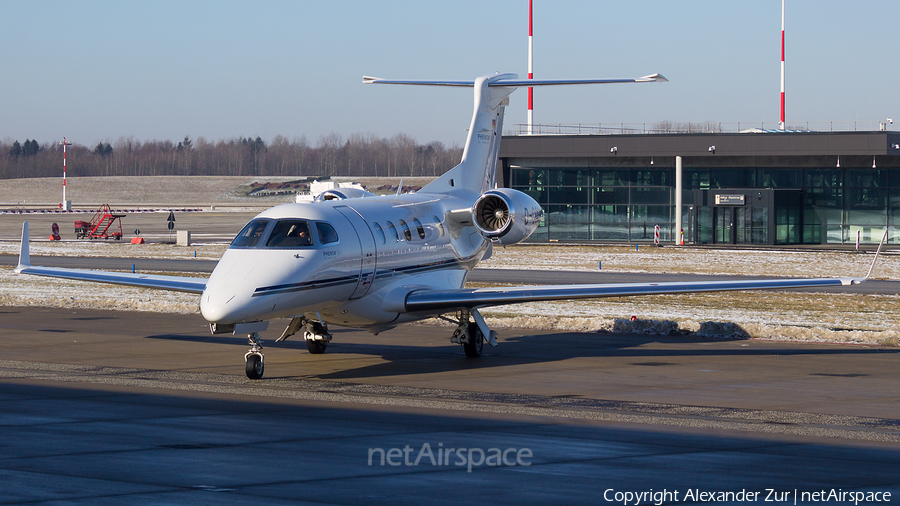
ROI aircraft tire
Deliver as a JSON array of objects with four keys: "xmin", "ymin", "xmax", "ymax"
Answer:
[
  {"xmin": 245, "ymin": 354, "xmax": 264, "ymax": 379},
  {"xmin": 307, "ymin": 340, "xmax": 327, "ymax": 354},
  {"xmin": 463, "ymin": 323, "xmax": 483, "ymax": 358}
]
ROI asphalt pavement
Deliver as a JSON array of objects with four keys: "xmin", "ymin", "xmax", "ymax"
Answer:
[{"xmin": 1, "ymin": 307, "xmax": 899, "ymax": 504}]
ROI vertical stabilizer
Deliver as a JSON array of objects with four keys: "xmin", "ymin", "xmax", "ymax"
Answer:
[
  {"xmin": 364, "ymin": 72, "xmax": 666, "ymax": 199},
  {"xmin": 421, "ymin": 73, "xmax": 517, "ymax": 196}
]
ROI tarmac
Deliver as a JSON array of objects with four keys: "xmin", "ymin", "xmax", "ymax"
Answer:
[
  {"xmin": 2, "ymin": 210, "xmax": 900, "ymax": 503},
  {"xmin": 1, "ymin": 307, "xmax": 899, "ymax": 504}
]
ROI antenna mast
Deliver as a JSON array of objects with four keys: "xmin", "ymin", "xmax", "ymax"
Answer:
[
  {"xmin": 780, "ymin": 0, "xmax": 785, "ymax": 131},
  {"xmin": 527, "ymin": 0, "xmax": 534, "ymax": 135},
  {"xmin": 60, "ymin": 137, "xmax": 72, "ymax": 210}
]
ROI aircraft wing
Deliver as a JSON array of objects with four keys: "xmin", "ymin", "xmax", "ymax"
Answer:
[
  {"xmin": 398, "ymin": 231, "xmax": 887, "ymax": 314},
  {"xmin": 398, "ymin": 276, "xmax": 863, "ymax": 313},
  {"xmin": 14, "ymin": 222, "xmax": 207, "ymax": 294}
]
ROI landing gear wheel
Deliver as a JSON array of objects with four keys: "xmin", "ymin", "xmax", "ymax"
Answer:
[
  {"xmin": 463, "ymin": 323, "xmax": 483, "ymax": 358},
  {"xmin": 245, "ymin": 354, "xmax": 264, "ymax": 379},
  {"xmin": 307, "ymin": 340, "xmax": 328, "ymax": 354},
  {"xmin": 244, "ymin": 331, "xmax": 264, "ymax": 379}
]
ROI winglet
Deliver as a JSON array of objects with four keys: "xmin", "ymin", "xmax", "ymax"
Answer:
[
  {"xmin": 15, "ymin": 221, "xmax": 30, "ymax": 273},
  {"xmin": 858, "ymin": 228, "xmax": 889, "ymax": 283},
  {"xmin": 638, "ymin": 73, "xmax": 669, "ymax": 82},
  {"xmin": 848, "ymin": 228, "xmax": 888, "ymax": 284}
]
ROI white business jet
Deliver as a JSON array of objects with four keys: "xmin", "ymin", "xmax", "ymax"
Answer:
[{"xmin": 16, "ymin": 72, "xmax": 878, "ymax": 379}]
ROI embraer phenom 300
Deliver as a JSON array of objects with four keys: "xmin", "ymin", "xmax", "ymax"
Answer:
[{"xmin": 17, "ymin": 72, "xmax": 879, "ymax": 379}]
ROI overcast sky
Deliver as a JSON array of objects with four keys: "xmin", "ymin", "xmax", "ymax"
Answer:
[{"xmin": 2, "ymin": 0, "xmax": 897, "ymax": 148}]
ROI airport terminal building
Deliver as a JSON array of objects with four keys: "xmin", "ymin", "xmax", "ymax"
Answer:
[{"xmin": 499, "ymin": 131, "xmax": 900, "ymax": 245}]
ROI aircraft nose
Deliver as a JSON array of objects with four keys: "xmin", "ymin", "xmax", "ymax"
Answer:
[
  {"xmin": 200, "ymin": 254, "xmax": 255, "ymax": 323},
  {"xmin": 200, "ymin": 289, "xmax": 235, "ymax": 323},
  {"xmin": 200, "ymin": 249, "xmax": 296, "ymax": 324}
]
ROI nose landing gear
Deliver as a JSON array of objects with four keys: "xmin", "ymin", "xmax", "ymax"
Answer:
[{"xmin": 244, "ymin": 332, "xmax": 264, "ymax": 379}]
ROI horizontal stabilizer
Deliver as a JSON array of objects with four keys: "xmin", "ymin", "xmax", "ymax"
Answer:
[
  {"xmin": 363, "ymin": 74, "xmax": 668, "ymax": 88},
  {"xmin": 363, "ymin": 76, "xmax": 474, "ymax": 87},
  {"xmin": 489, "ymin": 74, "xmax": 669, "ymax": 87}
]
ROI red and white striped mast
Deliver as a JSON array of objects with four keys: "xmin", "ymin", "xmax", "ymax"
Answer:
[
  {"xmin": 779, "ymin": 0, "xmax": 785, "ymax": 131},
  {"xmin": 60, "ymin": 137, "xmax": 72, "ymax": 209},
  {"xmin": 527, "ymin": 0, "xmax": 534, "ymax": 135}
]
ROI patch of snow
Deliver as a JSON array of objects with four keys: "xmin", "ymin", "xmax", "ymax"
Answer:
[{"xmin": 482, "ymin": 245, "xmax": 900, "ymax": 280}]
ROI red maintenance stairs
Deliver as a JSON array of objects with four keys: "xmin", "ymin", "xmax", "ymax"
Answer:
[{"xmin": 74, "ymin": 204, "xmax": 125, "ymax": 240}]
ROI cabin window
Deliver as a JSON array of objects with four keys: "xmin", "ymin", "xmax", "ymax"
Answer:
[
  {"xmin": 265, "ymin": 220, "xmax": 313, "ymax": 248},
  {"xmin": 398, "ymin": 219, "xmax": 412, "ymax": 241},
  {"xmin": 231, "ymin": 219, "xmax": 270, "ymax": 248},
  {"xmin": 386, "ymin": 220, "xmax": 399, "ymax": 242},
  {"xmin": 317, "ymin": 222, "xmax": 340, "ymax": 245},
  {"xmin": 372, "ymin": 222, "xmax": 386, "ymax": 244},
  {"xmin": 413, "ymin": 218, "xmax": 425, "ymax": 239},
  {"xmin": 433, "ymin": 215, "xmax": 444, "ymax": 237}
]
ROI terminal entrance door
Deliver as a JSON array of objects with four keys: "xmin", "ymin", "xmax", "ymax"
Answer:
[
  {"xmin": 714, "ymin": 207, "xmax": 735, "ymax": 244},
  {"xmin": 693, "ymin": 189, "xmax": 786, "ymax": 245},
  {"xmin": 708, "ymin": 206, "xmax": 763, "ymax": 244}
]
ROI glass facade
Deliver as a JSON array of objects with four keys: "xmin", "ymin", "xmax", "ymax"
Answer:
[
  {"xmin": 510, "ymin": 164, "xmax": 900, "ymax": 245},
  {"xmin": 511, "ymin": 166, "xmax": 675, "ymax": 242}
]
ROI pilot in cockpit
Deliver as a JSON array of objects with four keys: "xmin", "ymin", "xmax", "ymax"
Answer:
[
  {"xmin": 289, "ymin": 224, "xmax": 311, "ymax": 246},
  {"xmin": 268, "ymin": 221, "xmax": 312, "ymax": 248}
]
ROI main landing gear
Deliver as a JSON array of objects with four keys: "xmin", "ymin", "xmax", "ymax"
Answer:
[
  {"xmin": 278, "ymin": 316, "xmax": 332, "ymax": 355},
  {"xmin": 448, "ymin": 309, "xmax": 498, "ymax": 357}
]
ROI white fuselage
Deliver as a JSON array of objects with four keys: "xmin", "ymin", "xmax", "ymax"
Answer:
[{"xmin": 199, "ymin": 190, "xmax": 488, "ymax": 332}]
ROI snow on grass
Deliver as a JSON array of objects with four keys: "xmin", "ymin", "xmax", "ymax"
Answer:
[
  {"xmin": 471, "ymin": 288, "xmax": 899, "ymax": 346},
  {"xmin": 0, "ymin": 240, "xmax": 228, "ymax": 260},
  {"xmin": 2, "ymin": 216, "xmax": 897, "ymax": 346},
  {"xmin": 0, "ymin": 266, "xmax": 199, "ymax": 314},
  {"xmin": 0, "ymin": 175, "xmax": 434, "ymax": 207},
  {"xmin": 481, "ymin": 244, "xmax": 900, "ymax": 279},
  {"xmin": 0, "ymin": 176, "xmax": 297, "ymax": 206},
  {"xmin": 4, "ymin": 241, "xmax": 896, "ymax": 279}
]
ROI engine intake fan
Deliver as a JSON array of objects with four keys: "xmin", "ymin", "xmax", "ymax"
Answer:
[
  {"xmin": 475, "ymin": 194, "xmax": 510, "ymax": 234},
  {"xmin": 472, "ymin": 188, "xmax": 542, "ymax": 244}
]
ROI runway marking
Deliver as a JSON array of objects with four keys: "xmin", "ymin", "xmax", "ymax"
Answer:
[{"xmin": 2, "ymin": 359, "xmax": 899, "ymax": 443}]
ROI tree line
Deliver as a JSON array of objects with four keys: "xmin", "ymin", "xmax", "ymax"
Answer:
[{"xmin": 0, "ymin": 133, "xmax": 463, "ymax": 180}]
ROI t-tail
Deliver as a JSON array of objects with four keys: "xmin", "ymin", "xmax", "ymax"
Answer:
[{"xmin": 363, "ymin": 72, "xmax": 667, "ymax": 196}]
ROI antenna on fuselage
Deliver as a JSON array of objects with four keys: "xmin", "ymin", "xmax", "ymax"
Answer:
[{"xmin": 396, "ymin": 178, "xmax": 404, "ymax": 196}]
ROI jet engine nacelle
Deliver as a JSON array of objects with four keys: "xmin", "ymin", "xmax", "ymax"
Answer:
[{"xmin": 472, "ymin": 188, "xmax": 543, "ymax": 245}]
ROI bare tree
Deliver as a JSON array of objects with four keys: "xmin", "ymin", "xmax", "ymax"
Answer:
[{"xmin": 0, "ymin": 132, "xmax": 462, "ymax": 180}]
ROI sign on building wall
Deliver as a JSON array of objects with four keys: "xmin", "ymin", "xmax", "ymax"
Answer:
[{"xmin": 715, "ymin": 194, "xmax": 746, "ymax": 205}]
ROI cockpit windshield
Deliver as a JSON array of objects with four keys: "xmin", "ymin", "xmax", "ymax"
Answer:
[
  {"xmin": 266, "ymin": 220, "xmax": 313, "ymax": 248},
  {"xmin": 231, "ymin": 219, "xmax": 270, "ymax": 248}
]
